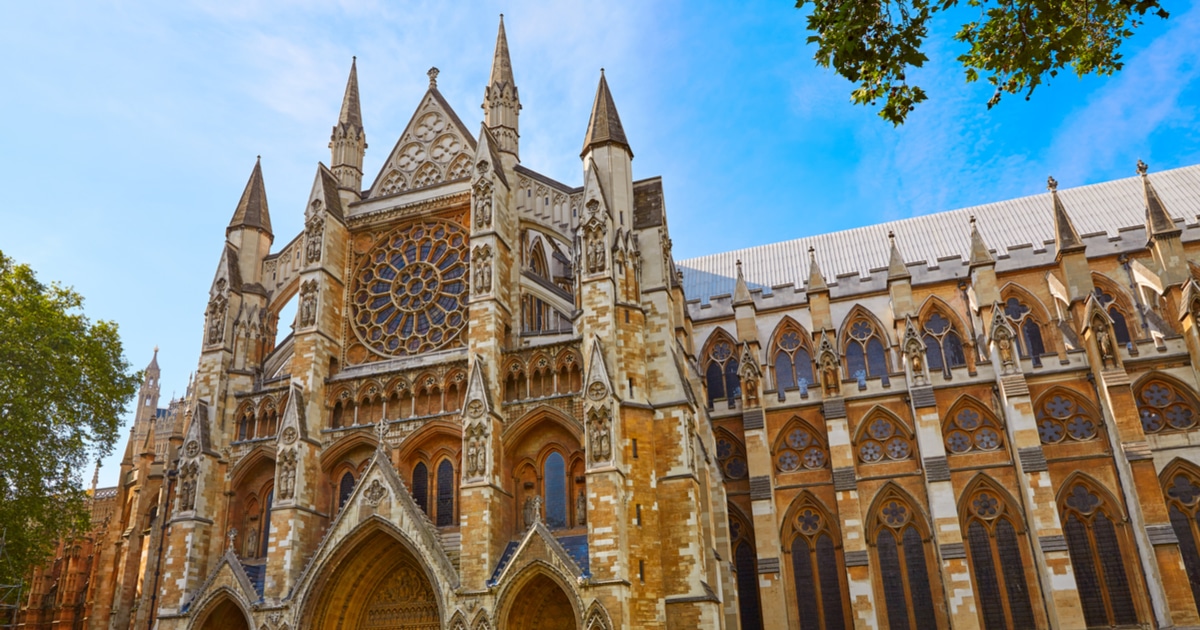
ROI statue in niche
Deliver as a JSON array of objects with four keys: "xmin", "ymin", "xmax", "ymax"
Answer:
[
  {"xmin": 278, "ymin": 449, "xmax": 297, "ymax": 500},
  {"xmin": 244, "ymin": 521, "xmax": 258, "ymax": 557},
  {"xmin": 298, "ymin": 280, "xmax": 318, "ymax": 328},
  {"xmin": 474, "ymin": 181, "xmax": 493, "ymax": 228},
  {"xmin": 906, "ymin": 339, "xmax": 924, "ymax": 377},
  {"xmin": 576, "ymin": 490, "xmax": 587, "ymax": 526},
  {"xmin": 305, "ymin": 209, "xmax": 324, "ymax": 264},
  {"xmin": 820, "ymin": 357, "xmax": 839, "ymax": 396},
  {"xmin": 1095, "ymin": 318, "xmax": 1116, "ymax": 368},
  {"xmin": 473, "ymin": 247, "xmax": 492, "ymax": 294},
  {"xmin": 589, "ymin": 408, "xmax": 612, "ymax": 462},
  {"xmin": 465, "ymin": 426, "xmax": 486, "ymax": 478},
  {"xmin": 206, "ymin": 299, "xmax": 225, "ymax": 345},
  {"xmin": 179, "ymin": 462, "xmax": 198, "ymax": 511},
  {"xmin": 523, "ymin": 495, "xmax": 542, "ymax": 529},
  {"xmin": 587, "ymin": 234, "xmax": 607, "ymax": 274},
  {"xmin": 743, "ymin": 376, "xmax": 759, "ymax": 408}
]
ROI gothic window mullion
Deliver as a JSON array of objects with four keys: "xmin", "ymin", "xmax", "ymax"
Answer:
[{"xmin": 987, "ymin": 525, "xmax": 1016, "ymax": 629}]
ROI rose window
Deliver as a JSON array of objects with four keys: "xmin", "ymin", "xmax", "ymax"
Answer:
[
  {"xmin": 1137, "ymin": 379, "xmax": 1199, "ymax": 434},
  {"xmin": 350, "ymin": 220, "xmax": 469, "ymax": 357}
]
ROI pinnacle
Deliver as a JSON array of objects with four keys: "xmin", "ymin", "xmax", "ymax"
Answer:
[
  {"xmin": 489, "ymin": 15, "xmax": 515, "ymax": 90},
  {"xmin": 337, "ymin": 57, "xmax": 363, "ymax": 131},
  {"xmin": 968, "ymin": 215, "xmax": 994, "ymax": 267},
  {"xmin": 228, "ymin": 157, "xmax": 272, "ymax": 235},
  {"xmin": 887, "ymin": 231, "xmax": 910, "ymax": 280},
  {"xmin": 1139, "ymin": 160, "xmax": 1178, "ymax": 237},
  {"xmin": 1048, "ymin": 175, "xmax": 1084, "ymax": 256},
  {"xmin": 581, "ymin": 70, "xmax": 631, "ymax": 158},
  {"xmin": 807, "ymin": 246, "xmax": 828, "ymax": 292}
]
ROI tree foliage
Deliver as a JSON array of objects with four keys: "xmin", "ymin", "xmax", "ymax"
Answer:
[
  {"xmin": 795, "ymin": 0, "xmax": 1170, "ymax": 124},
  {"xmin": 0, "ymin": 251, "xmax": 139, "ymax": 586}
]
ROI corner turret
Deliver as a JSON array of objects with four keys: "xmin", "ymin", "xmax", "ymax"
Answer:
[{"xmin": 330, "ymin": 58, "xmax": 367, "ymax": 205}]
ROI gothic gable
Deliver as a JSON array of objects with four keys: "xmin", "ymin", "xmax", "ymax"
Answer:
[{"xmin": 368, "ymin": 88, "xmax": 478, "ymax": 199}]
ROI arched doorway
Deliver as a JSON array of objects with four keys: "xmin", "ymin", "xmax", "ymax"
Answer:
[
  {"xmin": 305, "ymin": 525, "xmax": 441, "ymax": 629},
  {"xmin": 502, "ymin": 572, "xmax": 578, "ymax": 630},
  {"xmin": 194, "ymin": 593, "xmax": 251, "ymax": 630}
]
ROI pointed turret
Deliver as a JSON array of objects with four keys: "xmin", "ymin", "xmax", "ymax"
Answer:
[
  {"xmin": 331, "ymin": 58, "xmax": 367, "ymax": 199},
  {"xmin": 887, "ymin": 231, "xmax": 910, "ymax": 280},
  {"xmin": 1139, "ymin": 160, "xmax": 1179, "ymax": 238},
  {"xmin": 807, "ymin": 247, "xmax": 828, "ymax": 293},
  {"xmin": 1048, "ymin": 176, "xmax": 1084, "ymax": 257},
  {"xmin": 228, "ymin": 157, "xmax": 272, "ymax": 236},
  {"xmin": 968, "ymin": 215, "xmax": 994, "ymax": 267},
  {"xmin": 581, "ymin": 70, "xmax": 631, "ymax": 158},
  {"xmin": 483, "ymin": 15, "xmax": 520, "ymax": 157}
]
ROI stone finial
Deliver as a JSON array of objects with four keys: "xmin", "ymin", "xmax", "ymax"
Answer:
[
  {"xmin": 428, "ymin": 67, "xmax": 439, "ymax": 88},
  {"xmin": 1137, "ymin": 159, "xmax": 1149, "ymax": 176},
  {"xmin": 1047, "ymin": 175, "xmax": 1058, "ymax": 192},
  {"xmin": 375, "ymin": 419, "xmax": 389, "ymax": 450}
]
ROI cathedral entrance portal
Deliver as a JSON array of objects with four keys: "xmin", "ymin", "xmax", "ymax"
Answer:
[
  {"xmin": 306, "ymin": 526, "xmax": 440, "ymax": 630},
  {"xmin": 501, "ymin": 572, "xmax": 578, "ymax": 630},
  {"xmin": 193, "ymin": 593, "xmax": 251, "ymax": 630}
]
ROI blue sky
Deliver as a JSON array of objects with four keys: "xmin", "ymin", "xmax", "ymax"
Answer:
[{"xmin": 3, "ymin": 0, "xmax": 1198, "ymax": 485}]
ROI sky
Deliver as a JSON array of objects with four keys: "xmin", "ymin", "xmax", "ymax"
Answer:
[{"xmin": 3, "ymin": 0, "xmax": 1199, "ymax": 487}]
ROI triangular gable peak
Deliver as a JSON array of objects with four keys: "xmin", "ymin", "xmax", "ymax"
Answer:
[
  {"xmin": 276, "ymin": 384, "xmax": 313, "ymax": 446},
  {"xmin": 474, "ymin": 123, "xmax": 508, "ymax": 189},
  {"xmin": 212, "ymin": 244, "xmax": 242, "ymax": 296},
  {"xmin": 492, "ymin": 520, "xmax": 586, "ymax": 587},
  {"xmin": 463, "ymin": 356, "xmax": 494, "ymax": 418},
  {"xmin": 307, "ymin": 163, "xmax": 345, "ymax": 223},
  {"xmin": 584, "ymin": 335, "xmax": 614, "ymax": 401},
  {"xmin": 187, "ymin": 548, "xmax": 260, "ymax": 610},
  {"xmin": 290, "ymin": 449, "xmax": 459, "ymax": 611},
  {"xmin": 581, "ymin": 158, "xmax": 611, "ymax": 221},
  {"xmin": 369, "ymin": 86, "xmax": 479, "ymax": 199},
  {"xmin": 184, "ymin": 399, "xmax": 216, "ymax": 457},
  {"xmin": 738, "ymin": 342, "xmax": 761, "ymax": 380}
]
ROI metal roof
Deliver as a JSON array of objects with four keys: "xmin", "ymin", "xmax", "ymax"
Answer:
[{"xmin": 678, "ymin": 165, "xmax": 1200, "ymax": 302}]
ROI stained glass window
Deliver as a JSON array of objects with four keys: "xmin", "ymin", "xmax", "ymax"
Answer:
[
  {"xmin": 1060, "ymin": 481, "xmax": 1140, "ymax": 627},
  {"xmin": 1136, "ymin": 378, "xmax": 1199, "ymax": 434},
  {"xmin": 1036, "ymin": 392, "xmax": 1099, "ymax": 444},
  {"xmin": 412, "ymin": 462, "xmax": 428, "ymax": 514},
  {"xmin": 773, "ymin": 323, "xmax": 815, "ymax": 392},
  {"xmin": 789, "ymin": 506, "xmax": 847, "ymax": 629},
  {"xmin": 716, "ymin": 433, "xmax": 749, "ymax": 480},
  {"xmin": 775, "ymin": 423, "xmax": 829, "ymax": 473},
  {"xmin": 1001, "ymin": 296, "xmax": 1048, "ymax": 365},
  {"xmin": 844, "ymin": 316, "xmax": 890, "ymax": 382},
  {"xmin": 731, "ymin": 515, "xmax": 763, "ymax": 630},
  {"xmin": 1093, "ymin": 287, "xmax": 1133, "ymax": 345},
  {"xmin": 923, "ymin": 311, "xmax": 968, "ymax": 375},
  {"xmin": 349, "ymin": 219, "xmax": 469, "ymax": 359},
  {"xmin": 1164, "ymin": 469, "xmax": 1200, "ymax": 611},
  {"xmin": 544, "ymin": 452, "xmax": 567, "ymax": 529},
  {"xmin": 436, "ymin": 459, "xmax": 454, "ymax": 526},
  {"xmin": 339, "ymin": 472, "xmax": 355, "ymax": 510},
  {"xmin": 857, "ymin": 413, "xmax": 913, "ymax": 464},
  {"xmin": 873, "ymin": 493, "xmax": 939, "ymax": 630},
  {"xmin": 963, "ymin": 488, "xmax": 1037, "ymax": 629},
  {"xmin": 703, "ymin": 334, "xmax": 741, "ymax": 407},
  {"xmin": 944, "ymin": 402, "xmax": 1005, "ymax": 455}
]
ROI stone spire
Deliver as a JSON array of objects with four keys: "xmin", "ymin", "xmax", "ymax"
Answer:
[
  {"xmin": 807, "ymin": 246, "xmax": 828, "ymax": 293},
  {"xmin": 968, "ymin": 215, "xmax": 994, "ymax": 267},
  {"xmin": 733, "ymin": 259, "xmax": 752, "ymax": 305},
  {"xmin": 483, "ymin": 15, "xmax": 520, "ymax": 157},
  {"xmin": 887, "ymin": 231, "xmax": 910, "ymax": 279},
  {"xmin": 581, "ymin": 70, "xmax": 631, "ymax": 158},
  {"xmin": 228, "ymin": 157, "xmax": 272, "ymax": 236},
  {"xmin": 1139, "ymin": 160, "xmax": 1179, "ymax": 238},
  {"xmin": 330, "ymin": 58, "xmax": 367, "ymax": 196},
  {"xmin": 146, "ymin": 345, "xmax": 160, "ymax": 376},
  {"xmin": 1048, "ymin": 175, "xmax": 1083, "ymax": 257}
]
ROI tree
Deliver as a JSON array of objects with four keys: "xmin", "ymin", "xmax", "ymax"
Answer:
[
  {"xmin": 0, "ymin": 251, "xmax": 140, "ymax": 587},
  {"xmin": 796, "ymin": 0, "xmax": 1170, "ymax": 124}
]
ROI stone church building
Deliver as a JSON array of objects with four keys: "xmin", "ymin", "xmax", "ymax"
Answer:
[{"xmin": 19, "ymin": 17, "xmax": 1200, "ymax": 630}]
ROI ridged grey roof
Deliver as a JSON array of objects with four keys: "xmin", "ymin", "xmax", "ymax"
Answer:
[{"xmin": 678, "ymin": 165, "xmax": 1200, "ymax": 302}]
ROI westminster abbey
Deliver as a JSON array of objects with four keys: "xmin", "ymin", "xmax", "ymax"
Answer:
[{"xmin": 18, "ymin": 16, "xmax": 1200, "ymax": 630}]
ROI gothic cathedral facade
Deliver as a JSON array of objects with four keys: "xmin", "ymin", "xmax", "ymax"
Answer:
[{"xmin": 19, "ymin": 17, "xmax": 1200, "ymax": 630}]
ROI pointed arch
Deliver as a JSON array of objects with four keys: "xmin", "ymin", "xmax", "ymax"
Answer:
[
  {"xmin": 866, "ymin": 482, "xmax": 941, "ymax": 630},
  {"xmin": 958, "ymin": 474, "xmax": 1038, "ymax": 629},
  {"xmin": 838, "ymin": 304, "xmax": 891, "ymax": 382},
  {"xmin": 853, "ymin": 406, "xmax": 915, "ymax": 464},
  {"xmin": 727, "ymin": 502, "xmax": 763, "ymax": 630},
  {"xmin": 503, "ymin": 357, "xmax": 527, "ymax": 402},
  {"xmin": 713, "ymin": 427, "xmax": 749, "ymax": 480},
  {"xmin": 1056, "ymin": 472, "xmax": 1142, "ymax": 627},
  {"xmin": 529, "ymin": 352, "xmax": 555, "ymax": 399},
  {"xmin": 555, "ymin": 348, "xmax": 583, "ymax": 394},
  {"xmin": 448, "ymin": 611, "xmax": 470, "ymax": 630},
  {"xmin": 916, "ymin": 295, "xmax": 969, "ymax": 374},
  {"xmin": 190, "ymin": 587, "xmax": 253, "ymax": 630},
  {"xmin": 583, "ymin": 600, "xmax": 613, "ymax": 630},
  {"xmin": 1159, "ymin": 458, "xmax": 1200, "ymax": 611},
  {"xmin": 998, "ymin": 283, "xmax": 1055, "ymax": 362},
  {"xmin": 1033, "ymin": 386, "xmax": 1104, "ymax": 444},
  {"xmin": 495, "ymin": 560, "xmax": 583, "ymax": 630},
  {"xmin": 1132, "ymin": 371, "xmax": 1200, "ymax": 434},
  {"xmin": 768, "ymin": 316, "xmax": 816, "ymax": 395},
  {"xmin": 780, "ymin": 492, "xmax": 850, "ymax": 629},
  {"xmin": 772, "ymin": 416, "xmax": 829, "ymax": 473},
  {"xmin": 942, "ymin": 394, "xmax": 1006, "ymax": 455},
  {"xmin": 1091, "ymin": 272, "xmax": 1137, "ymax": 344},
  {"xmin": 528, "ymin": 235, "xmax": 550, "ymax": 279},
  {"xmin": 700, "ymin": 327, "xmax": 741, "ymax": 407}
]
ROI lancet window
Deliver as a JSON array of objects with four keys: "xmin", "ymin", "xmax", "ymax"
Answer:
[
  {"xmin": 338, "ymin": 471, "xmax": 355, "ymax": 510},
  {"xmin": 529, "ymin": 355, "xmax": 555, "ymax": 399},
  {"xmin": 436, "ymin": 459, "xmax": 455, "ymax": 526},
  {"xmin": 1093, "ymin": 285, "xmax": 1134, "ymax": 345},
  {"xmin": 543, "ymin": 451, "xmax": 567, "ymax": 529},
  {"xmin": 921, "ymin": 310, "xmax": 967, "ymax": 374},
  {"xmin": 702, "ymin": 331, "xmax": 741, "ymax": 407},
  {"xmin": 871, "ymin": 490, "xmax": 938, "ymax": 630},
  {"xmin": 715, "ymin": 430, "xmax": 749, "ymax": 480},
  {"xmin": 843, "ymin": 314, "xmax": 889, "ymax": 383},
  {"xmin": 1136, "ymin": 377, "xmax": 1200, "ymax": 434},
  {"xmin": 1036, "ymin": 390, "xmax": 1100, "ymax": 444},
  {"xmin": 504, "ymin": 361, "xmax": 528, "ymax": 403},
  {"xmin": 943, "ymin": 398, "xmax": 1005, "ymax": 455},
  {"xmin": 1060, "ymin": 480, "xmax": 1139, "ymax": 627},
  {"xmin": 730, "ymin": 511, "xmax": 763, "ymax": 630},
  {"xmin": 412, "ymin": 459, "xmax": 456, "ymax": 526},
  {"xmin": 412, "ymin": 462, "xmax": 429, "ymax": 513},
  {"xmin": 962, "ymin": 484, "xmax": 1037, "ymax": 629},
  {"xmin": 787, "ymin": 500, "xmax": 848, "ymax": 629},
  {"xmin": 555, "ymin": 351, "xmax": 582, "ymax": 395},
  {"xmin": 1163, "ymin": 464, "xmax": 1200, "ymax": 610},
  {"xmin": 771, "ymin": 320, "xmax": 815, "ymax": 394},
  {"xmin": 774, "ymin": 420, "xmax": 829, "ymax": 473},
  {"xmin": 856, "ymin": 410, "xmax": 913, "ymax": 464},
  {"xmin": 1002, "ymin": 296, "xmax": 1047, "ymax": 364}
]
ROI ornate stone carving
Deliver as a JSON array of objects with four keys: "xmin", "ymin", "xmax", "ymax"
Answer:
[
  {"xmin": 588, "ymin": 407, "xmax": 612, "ymax": 463},
  {"xmin": 466, "ymin": 399, "xmax": 485, "ymax": 419},
  {"xmin": 298, "ymin": 280, "xmax": 319, "ymax": 328},
  {"xmin": 277, "ymin": 449, "xmax": 297, "ymax": 500},
  {"xmin": 304, "ymin": 207, "xmax": 324, "ymax": 264},
  {"xmin": 281, "ymin": 426, "xmax": 297, "ymax": 445},
  {"xmin": 363, "ymin": 479, "xmax": 388, "ymax": 507},
  {"xmin": 206, "ymin": 294, "xmax": 227, "ymax": 346},
  {"xmin": 465, "ymin": 423, "xmax": 487, "ymax": 479},
  {"xmin": 902, "ymin": 317, "xmax": 926, "ymax": 384},
  {"xmin": 472, "ymin": 244, "xmax": 492, "ymax": 294},
  {"xmin": 473, "ymin": 179, "xmax": 493, "ymax": 229},
  {"xmin": 523, "ymin": 495, "xmax": 542, "ymax": 528},
  {"xmin": 179, "ymin": 461, "xmax": 199, "ymax": 511},
  {"xmin": 587, "ymin": 380, "xmax": 607, "ymax": 401},
  {"xmin": 990, "ymin": 308, "xmax": 1018, "ymax": 374},
  {"xmin": 225, "ymin": 527, "xmax": 238, "ymax": 551},
  {"xmin": 185, "ymin": 439, "xmax": 200, "ymax": 458},
  {"xmin": 1094, "ymin": 316, "xmax": 1117, "ymax": 368}
]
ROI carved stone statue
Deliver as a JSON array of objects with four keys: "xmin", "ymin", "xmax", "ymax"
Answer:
[
  {"xmin": 906, "ymin": 340, "xmax": 924, "ymax": 376},
  {"xmin": 278, "ymin": 449, "xmax": 297, "ymax": 500},
  {"xmin": 299, "ymin": 280, "xmax": 318, "ymax": 328},
  {"xmin": 576, "ymin": 490, "xmax": 587, "ymax": 526},
  {"xmin": 474, "ymin": 181, "xmax": 493, "ymax": 228},
  {"xmin": 587, "ymin": 235, "xmax": 606, "ymax": 274},
  {"xmin": 473, "ymin": 246, "xmax": 492, "ymax": 295},
  {"xmin": 179, "ymin": 461, "xmax": 199, "ymax": 511},
  {"xmin": 305, "ymin": 211, "xmax": 324, "ymax": 264},
  {"xmin": 820, "ymin": 358, "xmax": 839, "ymax": 396},
  {"xmin": 589, "ymin": 408, "xmax": 612, "ymax": 463},
  {"xmin": 206, "ymin": 299, "xmax": 225, "ymax": 345},
  {"xmin": 1095, "ymin": 319, "xmax": 1116, "ymax": 368},
  {"xmin": 523, "ymin": 495, "xmax": 543, "ymax": 528},
  {"xmin": 226, "ymin": 527, "xmax": 238, "ymax": 552},
  {"xmin": 743, "ymin": 377, "xmax": 759, "ymax": 408},
  {"xmin": 244, "ymin": 524, "xmax": 258, "ymax": 557}
]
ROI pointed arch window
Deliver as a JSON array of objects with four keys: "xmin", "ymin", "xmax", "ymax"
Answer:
[
  {"xmin": 856, "ymin": 412, "xmax": 913, "ymax": 464},
  {"xmin": 872, "ymin": 493, "xmax": 938, "ymax": 630},
  {"xmin": 1093, "ymin": 287, "xmax": 1133, "ymax": 345},
  {"xmin": 1060, "ymin": 481, "xmax": 1139, "ymax": 627},
  {"xmin": 944, "ymin": 400, "xmax": 1005, "ymax": 454},
  {"xmin": 543, "ymin": 451, "xmax": 567, "ymax": 529},
  {"xmin": 412, "ymin": 462, "xmax": 429, "ymax": 514},
  {"xmin": 963, "ymin": 486, "xmax": 1037, "ymax": 629},
  {"xmin": 775, "ymin": 421, "xmax": 829, "ymax": 473},
  {"xmin": 703, "ymin": 334, "xmax": 741, "ymax": 407},
  {"xmin": 504, "ymin": 361, "xmax": 527, "ymax": 402},
  {"xmin": 338, "ymin": 471, "xmax": 355, "ymax": 510},
  {"xmin": 715, "ymin": 431, "xmax": 749, "ymax": 480},
  {"xmin": 436, "ymin": 459, "xmax": 455, "ymax": 526},
  {"xmin": 788, "ymin": 504, "xmax": 848, "ymax": 629},
  {"xmin": 1002, "ymin": 297, "xmax": 1047, "ymax": 366},
  {"xmin": 1164, "ymin": 467, "xmax": 1200, "ymax": 610},
  {"xmin": 1036, "ymin": 391, "xmax": 1099, "ymax": 444},
  {"xmin": 772, "ymin": 323, "xmax": 815, "ymax": 394},
  {"xmin": 1136, "ymin": 378, "xmax": 1199, "ymax": 434},
  {"xmin": 922, "ymin": 311, "xmax": 967, "ymax": 374},
  {"xmin": 730, "ymin": 514, "xmax": 763, "ymax": 630},
  {"xmin": 556, "ymin": 352, "xmax": 582, "ymax": 394},
  {"xmin": 530, "ymin": 356, "xmax": 554, "ymax": 399},
  {"xmin": 844, "ymin": 317, "xmax": 889, "ymax": 384}
]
